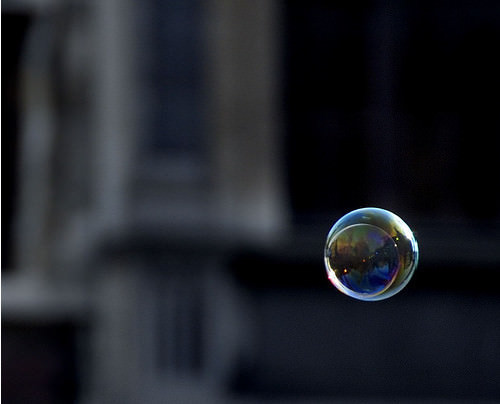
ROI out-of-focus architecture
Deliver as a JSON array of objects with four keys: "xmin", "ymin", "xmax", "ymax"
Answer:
[
  {"xmin": 3, "ymin": 1, "xmax": 288, "ymax": 402},
  {"xmin": 3, "ymin": 1, "xmax": 500, "ymax": 403}
]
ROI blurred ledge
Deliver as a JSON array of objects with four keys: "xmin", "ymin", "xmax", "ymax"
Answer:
[
  {"xmin": 94, "ymin": 219, "xmax": 500, "ymax": 267},
  {"xmin": 414, "ymin": 221, "xmax": 500, "ymax": 267},
  {"xmin": 2, "ymin": 273, "xmax": 89, "ymax": 322},
  {"xmin": 92, "ymin": 219, "xmax": 500, "ymax": 295},
  {"xmin": 95, "ymin": 223, "xmax": 289, "ymax": 262}
]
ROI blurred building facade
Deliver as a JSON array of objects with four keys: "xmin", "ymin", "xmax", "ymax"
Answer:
[{"xmin": 3, "ymin": 0, "xmax": 500, "ymax": 403}]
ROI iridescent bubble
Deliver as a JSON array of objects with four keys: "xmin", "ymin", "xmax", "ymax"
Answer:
[{"xmin": 324, "ymin": 207, "xmax": 419, "ymax": 301}]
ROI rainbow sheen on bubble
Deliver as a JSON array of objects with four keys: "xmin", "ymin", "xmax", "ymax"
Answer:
[{"xmin": 324, "ymin": 207, "xmax": 419, "ymax": 301}]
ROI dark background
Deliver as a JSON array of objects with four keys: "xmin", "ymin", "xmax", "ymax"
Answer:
[{"xmin": 3, "ymin": 1, "xmax": 500, "ymax": 402}]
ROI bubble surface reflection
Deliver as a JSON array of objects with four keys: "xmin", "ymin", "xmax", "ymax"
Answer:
[{"xmin": 324, "ymin": 208, "xmax": 419, "ymax": 301}]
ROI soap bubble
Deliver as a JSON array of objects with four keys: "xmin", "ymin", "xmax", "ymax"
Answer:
[{"xmin": 324, "ymin": 207, "xmax": 419, "ymax": 301}]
